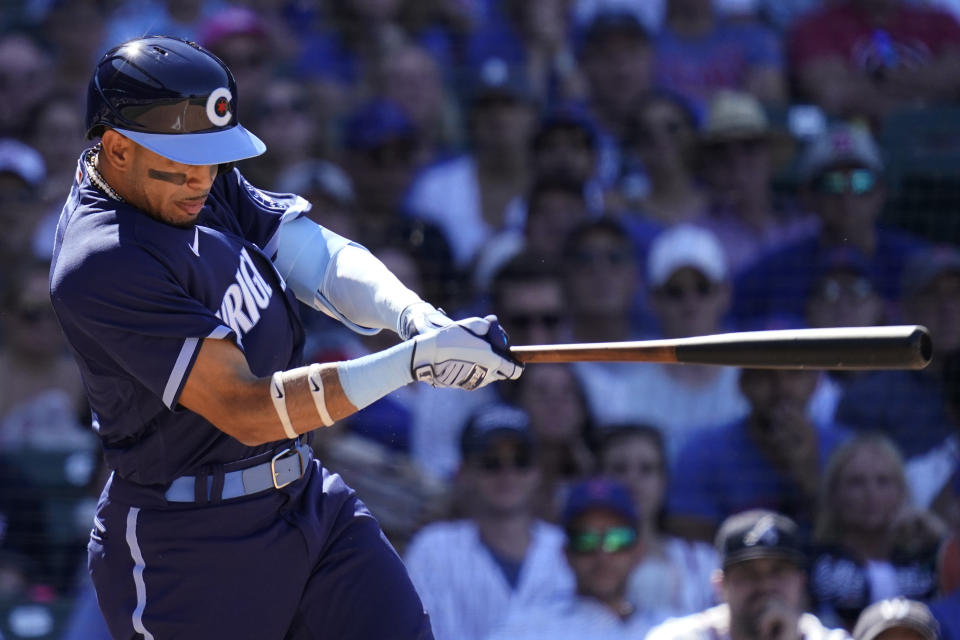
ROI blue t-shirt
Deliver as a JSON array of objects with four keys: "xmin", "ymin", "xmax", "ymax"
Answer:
[
  {"xmin": 930, "ymin": 590, "xmax": 960, "ymax": 640},
  {"xmin": 50, "ymin": 151, "xmax": 348, "ymax": 485},
  {"xmin": 654, "ymin": 19, "xmax": 783, "ymax": 110},
  {"xmin": 667, "ymin": 417, "xmax": 850, "ymax": 531}
]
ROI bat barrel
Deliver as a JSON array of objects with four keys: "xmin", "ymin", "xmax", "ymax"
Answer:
[{"xmin": 673, "ymin": 325, "xmax": 932, "ymax": 370}]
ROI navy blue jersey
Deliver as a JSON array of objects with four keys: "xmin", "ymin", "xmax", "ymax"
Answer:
[{"xmin": 50, "ymin": 150, "xmax": 346, "ymax": 484}]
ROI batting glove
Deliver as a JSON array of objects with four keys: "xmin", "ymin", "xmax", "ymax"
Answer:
[
  {"xmin": 411, "ymin": 315, "xmax": 524, "ymax": 390},
  {"xmin": 398, "ymin": 301, "xmax": 454, "ymax": 340}
]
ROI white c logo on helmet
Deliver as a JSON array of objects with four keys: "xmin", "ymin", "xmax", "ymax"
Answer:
[{"xmin": 206, "ymin": 87, "xmax": 233, "ymax": 127}]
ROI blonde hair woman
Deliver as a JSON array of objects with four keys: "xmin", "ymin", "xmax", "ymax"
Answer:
[{"xmin": 809, "ymin": 434, "xmax": 946, "ymax": 630}]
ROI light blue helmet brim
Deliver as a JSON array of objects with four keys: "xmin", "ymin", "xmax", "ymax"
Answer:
[{"xmin": 113, "ymin": 124, "xmax": 266, "ymax": 165}]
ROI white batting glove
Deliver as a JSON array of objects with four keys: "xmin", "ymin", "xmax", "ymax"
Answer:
[
  {"xmin": 411, "ymin": 315, "xmax": 524, "ymax": 390},
  {"xmin": 398, "ymin": 301, "xmax": 454, "ymax": 340}
]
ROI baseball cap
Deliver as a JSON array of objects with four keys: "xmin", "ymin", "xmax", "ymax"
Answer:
[
  {"xmin": 460, "ymin": 403, "xmax": 533, "ymax": 458},
  {"xmin": 533, "ymin": 102, "xmax": 598, "ymax": 151},
  {"xmin": 853, "ymin": 598, "xmax": 940, "ymax": 640},
  {"xmin": 562, "ymin": 477, "xmax": 638, "ymax": 528},
  {"xmin": 470, "ymin": 58, "xmax": 535, "ymax": 106},
  {"xmin": 0, "ymin": 138, "xmax": 45, "ymax": 188},
  {"xmin": 901, "ymin": 245, "xmax": 960, "ymax": 298},
  {"xmin": 343, "ymin": 99, "xmax": 416, "ymax": 150},
  {"xmin": 715, "ymin": 510, "xmax": 806, "ymax": 570},
  {"xmin": 276, "ymin": 160, "xmax": 355, "ymax": 207},
  {"xmin": 647, "ymin": 224, "xmax": 728, "ymax": 287},
  {"xmin": 577, "ymin": 10, "xmax": 651, "ymax": 54},
  {"xmin": 701, "ymin": 90, "xmax": 771, "ymax": 144},
  {"xmin": 798, "ymin": 123, "xmax": 884, "ymax": 182}
]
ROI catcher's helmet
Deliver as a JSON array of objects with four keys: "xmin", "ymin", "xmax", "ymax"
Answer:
[{"xmin": 85, "ymin": 36, "xmax": 265, "ymax": 165}]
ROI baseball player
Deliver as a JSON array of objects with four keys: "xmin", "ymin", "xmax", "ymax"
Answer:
[{"xmin": 49, "ymin": 36, "xmax": 522, "ymax": 639}]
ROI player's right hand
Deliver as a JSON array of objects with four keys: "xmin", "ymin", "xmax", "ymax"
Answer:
[{"xmin": 410, "ymin": 315, "xmax": 524, "ymax": 390}]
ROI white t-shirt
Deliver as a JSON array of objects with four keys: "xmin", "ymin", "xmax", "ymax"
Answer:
[
  {"xmin": 488, "ymin": 596, "xmax": 671, "ymax": 640},
  {"xmin": 645, "ymin": 604, "xmax": 851, "ymax": 640},
  {"xmin": 573, "ymin": 362, "xmax": 749, "ymax": 458},
  {"xmin": 403, "ymin": 519, "xmax": 575, "ymax": 640},
  {"xmin": 628, "ymin": 537, "xmax": 719, "ymax": 616}
]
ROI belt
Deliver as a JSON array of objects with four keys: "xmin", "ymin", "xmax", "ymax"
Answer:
[{"xmin": 164, "ymin": 443, "xmax": 313, "ymax": 503}]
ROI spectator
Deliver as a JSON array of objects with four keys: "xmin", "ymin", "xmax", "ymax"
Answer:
[
  {"xmin": 575, "ymin": 224, "xmax": 749, "ymax": 458},
  {"xmin": 275, "ymin": 159, "xmax": 359, "ymax": 240},
  {"xmin": 809, "ymin": 435, "xmax": 943, "ymax": 630},
  {"xmin": 513, "ymin": 363, "xmax": 597, "ymax": 522},
  {"xmin": 732, "ymin": 123, "xmax": 926, "ymax": 331},
  {"xmin": 646, "ymin": 510, "xmax": 849, "ymax": 640},
  {"xmin": 620, "ymin": 91, "xmax": 707, "ymax": 228},
  {"xmin": 404, "ymin": 404, "xmax": 576, "ymax": 640},
  {"xmin": 904, "ymin": 349, "xmax": 960, "ymax": 521},
  {"xmin": 695, "ymin": 90, "xmax": 817, "ymax": 276},
  {"xmin": 803, "ymin": 249, "xmax": 886, "ymax": 426},
  {"xmin": 374, "ymin": 43, "xmax": 460, "ymax": 162},
  {"xmin": 0, "ymin": 259, "xmax": 93, "ymax": 451},
  {"xmin": 0, "ymin": 34, "xmax": 55, "ymax": 138},
  {"xmin": 38, "ymin": 0, "xmax": 107, "ymax": 99},
  {"xmin": 473, "ymin": 171, "xmax": 592, "ymax": 291},
  {"xmin": 852, "ymin": 598, "xmax": 941, "ymax": 640},
  {"xmin": 667, "ymin": 368, "xmax": 850, "ymax": 541},
  {"xmin": 103, "ymin": 0, "xmax": 226, "ymax": 54},
  {"xmin": 242, "ymin": 75, "xmax": 321, "ymax": 190},
  {"xmin": 598, "ymin": 424, "xmax": 719, "ymax": 615},
  {"xmin": 562, "ymin": 217, "xmax": 642, "ymax": 344},
  {"xmin": 531, "ymin": 103, "xmax": 606, "ymax": 213},
  {"xmin": 343, "ymin": 99, "xmax": 425, "ymax": 248},
  {"xmin": 930, "ymin": 477, "xmax": 960, "ymax": 640},
  {"xmin": 836, "ymin": 245, "xmax": 960, "ymax": 460},
  {"xmin": 655, "ymin": 0, "xmax": 787, "ymax": 110},
  {"xmin": 24, "ymin": 92, "xmax": 87, "ymax": 210},
  {"xmin": 577, "ymin": 10, "xmax": 656, "ymax": 187},
  {"xmin": 405, "ymin": 59, "xmax": 537, "ymax": 269},
  {"xmin": 0, "ymin": 139, "xmax": 48, "ymax": 284},
  {"xmin": 488, "ymin": 477, "xmax": 669, "ymax": 639},
  {"xmin": 465, "ymin": 0, "xmax": 586, "ymax": 104},
  {"xmin": 490, "ymin": 254, "xmax": 574, "ymax": 348},
  {"xmin": 789, "ymin": 0, "xmax": 960, "ymax": 125}
]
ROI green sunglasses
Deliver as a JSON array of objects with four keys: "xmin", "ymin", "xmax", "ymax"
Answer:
[
  {"xmin": 568, "ymin": 526, "xmax": 638, "ymax": 554},
  {"xmin": 814, "ymin": 168, "xmax": 878, "ymax": 196}
]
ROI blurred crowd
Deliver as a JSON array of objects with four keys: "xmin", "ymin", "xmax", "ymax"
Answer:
[{"xmin": 2, "ymin": 0, "xmax": 960, "ymax": 638}]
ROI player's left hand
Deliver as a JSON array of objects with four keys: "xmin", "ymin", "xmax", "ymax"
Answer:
[
  {"xmin": 410, "ymin": 315, "xmax": 524, "ymax": 390},
  {"xmin": 398, "ymin": 301, "xmax": 454, "ymax": 340}
]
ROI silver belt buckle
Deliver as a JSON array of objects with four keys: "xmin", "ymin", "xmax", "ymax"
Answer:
[{"xmin": 270, "ymin": 446, "xmax": 305, "ymax": 490}]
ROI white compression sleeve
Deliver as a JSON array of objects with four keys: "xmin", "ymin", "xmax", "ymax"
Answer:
[
  {"xmin": 323, "ymin": 245, "xmax": 423, "ymax": 334},
  {"xmin": 337, "ymin": 340, "xmax": 416, "ymax": 411}
]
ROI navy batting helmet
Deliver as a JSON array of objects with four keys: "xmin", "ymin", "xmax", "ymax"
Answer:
[{"xmin": 85, "ymin": 36, "xmax": 266, "ymax": 165}]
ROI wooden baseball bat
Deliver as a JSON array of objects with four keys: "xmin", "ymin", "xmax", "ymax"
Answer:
[{"xmin": 509, "ymin": 325, "xmax": 932, "ymax": 370}]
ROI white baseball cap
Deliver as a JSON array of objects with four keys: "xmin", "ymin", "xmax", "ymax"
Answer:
[{"xmin": 647, "ymin": 224, "xmax": 728, "ymax": 287}]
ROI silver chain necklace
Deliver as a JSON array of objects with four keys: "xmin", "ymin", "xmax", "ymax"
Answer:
[{"xmin": 85, "ymin": 143, "xmax": 125, "ymax": 203}]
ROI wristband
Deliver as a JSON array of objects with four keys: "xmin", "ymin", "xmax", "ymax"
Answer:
[
  {"xmin": 269, "ymin": 371, "xmax": 298, "ymax": 440},
  {"xmin": 307, "ymin": 364, "xmax": 334, "ymax": 426}
]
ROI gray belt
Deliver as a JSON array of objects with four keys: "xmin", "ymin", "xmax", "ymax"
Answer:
[{"xmin": 164, "ymin": 443, "xmax": 312, "ymax": 503}]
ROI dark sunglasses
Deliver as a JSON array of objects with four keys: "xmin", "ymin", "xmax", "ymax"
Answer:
[
  {"xmin": 814, "ymin": 276, "xmax": 874, "ymax": 301},
  {"xmin": 659, "ymin": 280, "xmax": 716, "ymax": 299},
  {"xmin": 814, "ymin": 169, "xmax": 878, "ymax": 196},
  {"xmin": 477, "ymin": 449, "xmax": 534, "ymax": 473},
  {"xmin": 568, "ymin": 526, "xmax": 638, "ymax": 554},
  {"xmin": 571, "ymin": 249, "xmax": 633, "ymax": 268},
  {"xmin": 506, "ymin": 312, "xmax": 562, "ymax": 330}
]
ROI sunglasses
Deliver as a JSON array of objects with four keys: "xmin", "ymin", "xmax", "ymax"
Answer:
[
  {"xmin": 814, "ymin": 169, "xmax": 878, "ymax": 196},
  {"xmin": 659, "ymin": 280, "xmax": 716, "ymax": 299},
  {"xmin": 477, "ymin": 449, "xmax": 534, "ymax": 473},
  {"xmin": 815, "ymin": 277, "xmax": 874, "ymax": 301},
  {"xmin": 571, "ymin": 249, "xmax": 633, "ymax": 268},
  {"xmin": 506, "ymin": 312, "xmax": 562, "ymax": 330},
  {"xmin": 568, "ymin": 526, "xmax": 638, "ymax": 554}
]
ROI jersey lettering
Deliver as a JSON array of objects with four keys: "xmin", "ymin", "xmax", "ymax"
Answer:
[{"xmin": 216, "ymin": 248, "xmax": 274, "ymax": 339}]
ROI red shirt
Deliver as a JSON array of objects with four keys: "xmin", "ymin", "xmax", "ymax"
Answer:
[{"xmin": 789, "ymin": 1, "xmax": 960, "ymax": 73}]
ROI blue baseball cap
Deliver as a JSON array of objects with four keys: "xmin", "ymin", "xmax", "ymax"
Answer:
[
  {"xmin": 460, "ymin": 404, "xmax": 533, "ymax": 458},
  {"xmin": 343, "ymin": 99, "xmax": 416, "ymax": 150},
  {"xmin": 562, "ymin": 478, "xmax": 638, "ymax": 528}
]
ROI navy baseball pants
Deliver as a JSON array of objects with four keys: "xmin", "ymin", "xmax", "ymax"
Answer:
[{"xmin": 88, "ymin": 460, "xmax": 434, "ymax": 639}]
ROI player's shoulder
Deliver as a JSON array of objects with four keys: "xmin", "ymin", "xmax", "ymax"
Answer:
[{"xmin": 645, "ymin": 604, "xmax": 729, "ymax": 640}]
